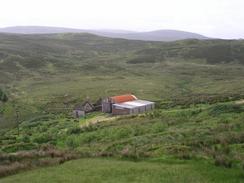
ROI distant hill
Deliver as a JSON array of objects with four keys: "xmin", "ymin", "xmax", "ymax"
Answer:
[
  {"xmin": 95, "ymin": 30, "xmax": 209, "ymax": 41},
  {"xmin": 0, "ymin": 26, "xmax": 208, "ymax": 41},
  {"xmin": 0, "ymin": 26, "xmax": 85, "ymax": 34}
]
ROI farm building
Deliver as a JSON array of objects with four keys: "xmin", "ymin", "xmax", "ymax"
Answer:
[
  {"xmin": 73, "ymin": 101, "xmax": 94, "ymax": 118},
  {"xmin": 73, "ymin": 98, "xmax": 102, "ymax": 118},
  {"xmin": 102, "ymin": 94, "xmax": 155, "ymax": 115}
]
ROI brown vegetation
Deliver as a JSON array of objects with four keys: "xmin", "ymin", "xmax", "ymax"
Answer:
[{"xmin": 0, "ymin": 144, "xmax": 80, "ymax": 178}]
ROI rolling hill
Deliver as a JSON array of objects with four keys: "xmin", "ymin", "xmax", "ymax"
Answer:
[
  {"xmin": 96, "ymin": 29, "xmax": 209, "ymax": 41},
  {"xmin": 0, "ymin": 32, "xmax": 244, "ymax": 181},
  {"xmin": 0, "ymin": 26, "xmax": 208, "ymax": 41},
  {"xmin": 0, "ymin": 33, "xmax": 243, "ymax": 83},
  {"xmin": 0, "ymin": 32, "xmax": 244, "ymax": 127}
]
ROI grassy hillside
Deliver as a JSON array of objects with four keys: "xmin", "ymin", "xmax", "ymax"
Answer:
[
  {"xmin": 0, "ymin": 101, "xmax": 244, "ymax": 180},
  {"xmin": 0, "ymin": 33, "xmax": 244, "ymax": 181},
  {"xmin": 1, "ymin": 34, "xmax": 244, "ymax": 129},
  {"xmin": 2, "ymin": 102, "xmax": 244, "ymax": 161},
  {"xmin": 1, "ymin": 158, "xmax": 243, "ymax": 183}
]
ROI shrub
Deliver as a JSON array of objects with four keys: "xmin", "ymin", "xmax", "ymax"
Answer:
[
  {"xmin": 67, "ymin": 127, "xmax": 82, "ymax": 135},
  {"xmin": 152, "ymin": 122, "xmax": 166, "ymax": 133},
  {"xmin": 120, "ymin": 145, "xmax": 151, "ymax": 161},
  {"xmin": 214, "ymin": 155, "xmax": 233, "ymax": 168},
  {"xmin": 33, "ymin": 133, "xmax": 51, "ymax": 144},
  {"xmin": 120, "ymin": 146, "xmax": 139, "ymax": 161},
  {"xmin": 112, "ymin": 128, "xmax": 132, "ymax": 140},
  {"xmin": 166, "ymin": 145, "xmax": 192, "ymax": 160},
  {"xmin": 210, "ymin": 104, "xmax": 243, "ymax": 116},
  {"xmin": 80, "ymin": 125, "xmax": 98, "ymax": 133},
  {"xmin": 19, "ymin": 135, "xmax": 30, "ymax": 143},
  {"xmin": 147, "ymin": 110, "xmax": 161, "ymax": 118},
  {"xmin": 65, "ymin": 136, "xmax": 80, "ymax": 149}
]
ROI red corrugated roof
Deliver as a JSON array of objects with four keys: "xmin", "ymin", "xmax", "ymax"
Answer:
[{"xmin": 110, "ymin": 94, "xmax": 137, "ymax": 103}]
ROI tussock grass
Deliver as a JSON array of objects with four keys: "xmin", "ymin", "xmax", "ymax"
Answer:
[{"xmin": 0, "ymin": 145, "xmax": 80, "ymax": 178}]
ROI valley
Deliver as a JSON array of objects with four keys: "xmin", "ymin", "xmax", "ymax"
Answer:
[{"xmin": 0, "ymin": 33, "xmax": 244, "ymax": 182}]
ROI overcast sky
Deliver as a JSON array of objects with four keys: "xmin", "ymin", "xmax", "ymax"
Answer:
[{"xmin": 0, "ymin": 0, "xmax": 243, "ymax": 39}]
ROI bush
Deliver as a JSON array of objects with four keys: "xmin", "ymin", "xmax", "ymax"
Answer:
[
  {"xmin": 80, "ymin": 125, "xmax": 98, "ymax": 133},
  {"xmin": 111, "ymin": 128, "xmax": 132, "ymax": 140},
  {"xmin": 67, "ymin": 127, "xmax": 82, "ymax": 135},
  {"xmin": 33, "ymin": 133, "xmax": 51, "ymax": 144},
  {"xmin": 152, "ymin": 122, "xmax": 166, "ymax": 133},
  {"xmin": 65, "ymin": 136, "xmax": 80, "ymax": 149},
  {"xmin": 214, "ymin": 155, "xmax": 233, "ymax": 168},
  {"xmin": 146, "ymin": 110, "xmax": 161, "ymax": 118},
  {"xmin": 166, "ymin": 145, "xmax": 192, "ymax": 160},
  {"xmin": 210, "ymin": 104, "xmax": 243, "ymax": 116},
  {"xmin": 19, "ymin": 135, "xmax": 30, "ymax": 143}
]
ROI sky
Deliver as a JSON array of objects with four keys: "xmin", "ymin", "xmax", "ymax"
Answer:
[{"xmin": 0, "ymin": 0, "xmax": 243, "ymax": 39}]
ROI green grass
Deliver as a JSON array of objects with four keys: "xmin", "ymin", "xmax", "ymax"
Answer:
[
  {"xmin": 1, "ymin": 33, "xmax": 244, "ymax": 181},
  {"xmin": 1, "ymin": 33, "xmax": 244, "ymax": 128},
  {"xmin": 1, "ymin": 158, "xmax": 243, "ymax": 183},
  {"xmin": 1, "ymin": 102, "xmax": 244, "ymax": 165}
]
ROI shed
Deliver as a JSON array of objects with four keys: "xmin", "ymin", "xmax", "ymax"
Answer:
[
  {"xmin": 102, "ymin": 94, "xmax": 155, "ymax": 115},
  {"xmin": 73, "ymin": 101, "xmax": 95, "ymax": 118},
  {"xmin": 112, "ymin": 100, "xmax": 155, "ymax": 115},
  {"xmin": 102, "ymin": 94, "xmax": 137, "ymax": 113}
]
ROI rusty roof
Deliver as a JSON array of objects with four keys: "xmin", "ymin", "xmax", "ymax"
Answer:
[{"xmin": 110, "ymin": 94, "xmax": 137, "ymax": 103}]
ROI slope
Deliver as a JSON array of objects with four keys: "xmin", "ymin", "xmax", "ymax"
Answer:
[{"xmin": 1, "ymin": 33, "xmax": 244, "ymax": 129}]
